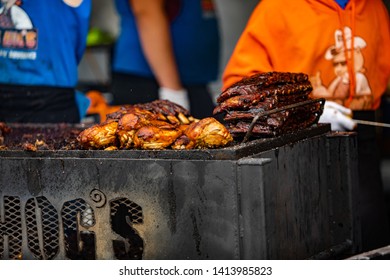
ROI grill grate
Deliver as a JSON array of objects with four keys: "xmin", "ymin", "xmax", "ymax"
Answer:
[
  {"xmin": 25, "ymin": 197, "xmax": 60, "ymax": 259},
  {"xmin": 0, "ymin": 196, "xmax": 22, "ymax": 259}
]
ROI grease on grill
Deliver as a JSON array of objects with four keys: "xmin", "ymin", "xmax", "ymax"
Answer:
[{"xmin": 0, "ymin": 122, "xmax": 83, "ymax": 151}]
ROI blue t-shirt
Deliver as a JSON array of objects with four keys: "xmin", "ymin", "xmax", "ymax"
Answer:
[
  {"xmin": 334, "ymin": 0, "xmax": 350, "ymax": 9},
  {"xmin": 112, "ymin": 0, "xmax": 220, "ymax": 85},
  {"xmin": 0, "ymin": 0, "xmax": 91, "ymax": 87}
]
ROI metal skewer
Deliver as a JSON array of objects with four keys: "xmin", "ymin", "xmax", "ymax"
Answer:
[
  {"xmin": 352, "ymin": 119, "xmax": 390, "ymax": 128},
  {"xmin": 241, "ymin": 98, "xmax": 325, "ymax": 143}
]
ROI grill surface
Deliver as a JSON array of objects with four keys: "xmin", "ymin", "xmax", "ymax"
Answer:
[{"xmin": 0, "ymin": 123, "xmax": 331, "ymax": 160}]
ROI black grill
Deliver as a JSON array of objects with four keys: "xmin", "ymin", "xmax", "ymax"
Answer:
[{"xmin": 0, "ymin": 123, "xmax": 360, "ymax": 260}]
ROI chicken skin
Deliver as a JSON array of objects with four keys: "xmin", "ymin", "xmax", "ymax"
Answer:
[
  {"xmin": 174, "ymin": 117, "xmax": 233, "ymax": 149},
  {"xmin": 77, "ymin": 120, "xmax": 118, "ymax": 149},
  {"xmin": 77, "ymin": 100, "xmax": 233, "ymax": 150},
  {"xmin": 133, "ymin": 125, "xmax": 183, "ymax": 150}
]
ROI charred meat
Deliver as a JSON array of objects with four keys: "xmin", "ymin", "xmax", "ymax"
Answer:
[{"xmin": 214, "ymin": 72, "xmax": 324, "ymax": 139}]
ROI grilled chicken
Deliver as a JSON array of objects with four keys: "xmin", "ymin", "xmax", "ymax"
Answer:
[
  {"xmin": 133, "ymin": 125, "xmax": 183, "ymax": 150},
  {"xmin": 136, "ymin": 99, "xmax": 190, "ymax": 117},
  {"xmin": 116, "ymin": 112, "xmax": 153, "ymax": 149},
  {"xmin": 171, "ymin": 134, "xmax": 195, "ymax": 150},
  {"xmin": 112, "ymin": 100, "xmax": 194, "ymax": 124},
  {"xmin": 77, "ymin": 100, "xmax": 233, "ymax": 150},
  {"xmin": 107, "ymin": 106, "xmax": 156, "ymax": 122},
  {"xmin": 77, "ymin": 120, "xmax": 118, "ymax": 149},
  {"xmin": 177, "ymin": 117, "xmax": 233, "ymax": 149},
  {"xmin": 117, "ymin": 110, "xmax": 180, "ymax": 149}
]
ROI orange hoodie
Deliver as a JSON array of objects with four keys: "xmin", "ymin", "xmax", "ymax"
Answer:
[{"xmin": 222, "ymin": 0, "xmax": 390, "ymax": 110}]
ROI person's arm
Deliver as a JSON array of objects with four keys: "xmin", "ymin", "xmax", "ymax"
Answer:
[
  {"xmin": 63, "ymin": 0, "xmax": 83, "ymax": 7},
  {"xmin": 130, "ymin": 0, "xmax": 182, "ymax": 90}
]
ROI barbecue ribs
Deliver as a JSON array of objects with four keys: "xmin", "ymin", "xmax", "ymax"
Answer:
[{"xmin": 214, "ymin": 71, "xmax": 324, "ymax": 138}]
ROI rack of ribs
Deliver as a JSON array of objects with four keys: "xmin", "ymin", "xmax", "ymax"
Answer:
[{"xmin": 213, "ymin": 72, "xmax": 324, "ymax": 139}]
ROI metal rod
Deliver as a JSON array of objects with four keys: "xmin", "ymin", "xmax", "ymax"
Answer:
[
  {"xmin": 346, "ymin": 245, "xmax": 390, "ymax": 260},
  {"xmin": 353, "ymin": 119, "xmax": 390, "ymax": 128},
  {"xmin": 241, "ymin": 98, "xmax": 325, "ymax": 143}
]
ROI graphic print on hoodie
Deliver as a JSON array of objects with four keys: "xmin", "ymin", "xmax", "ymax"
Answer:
[{"xmin": 312, "ymin": 26, "xmax": 372, "ymax": 109}]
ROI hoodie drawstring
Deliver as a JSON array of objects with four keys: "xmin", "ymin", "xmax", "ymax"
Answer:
[{"xmin": 336, "ymin": 0, "xmax": 356, "ymax": 108}]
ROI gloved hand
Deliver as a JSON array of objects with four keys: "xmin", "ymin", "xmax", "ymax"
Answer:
[
  {"xmin": 158, "ymin": 87, "xmax": 190, "ymax": 110},
  {"xmin": 318, "ymin": 101, "xmax": 357, "ymax": 131}
]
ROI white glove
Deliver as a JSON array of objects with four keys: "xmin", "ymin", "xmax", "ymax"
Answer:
[
  {"xmin": 319, "ymin": 101, "xmax": 356, "ymax": 131},
  {"xmin": 158, "ymin": 87, "xmax": 190, "ymax": 110}
]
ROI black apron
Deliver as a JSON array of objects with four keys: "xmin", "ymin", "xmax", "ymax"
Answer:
[{"xmin": 0, "ymin": 84, "xmax": 80, "ymax": 123}]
